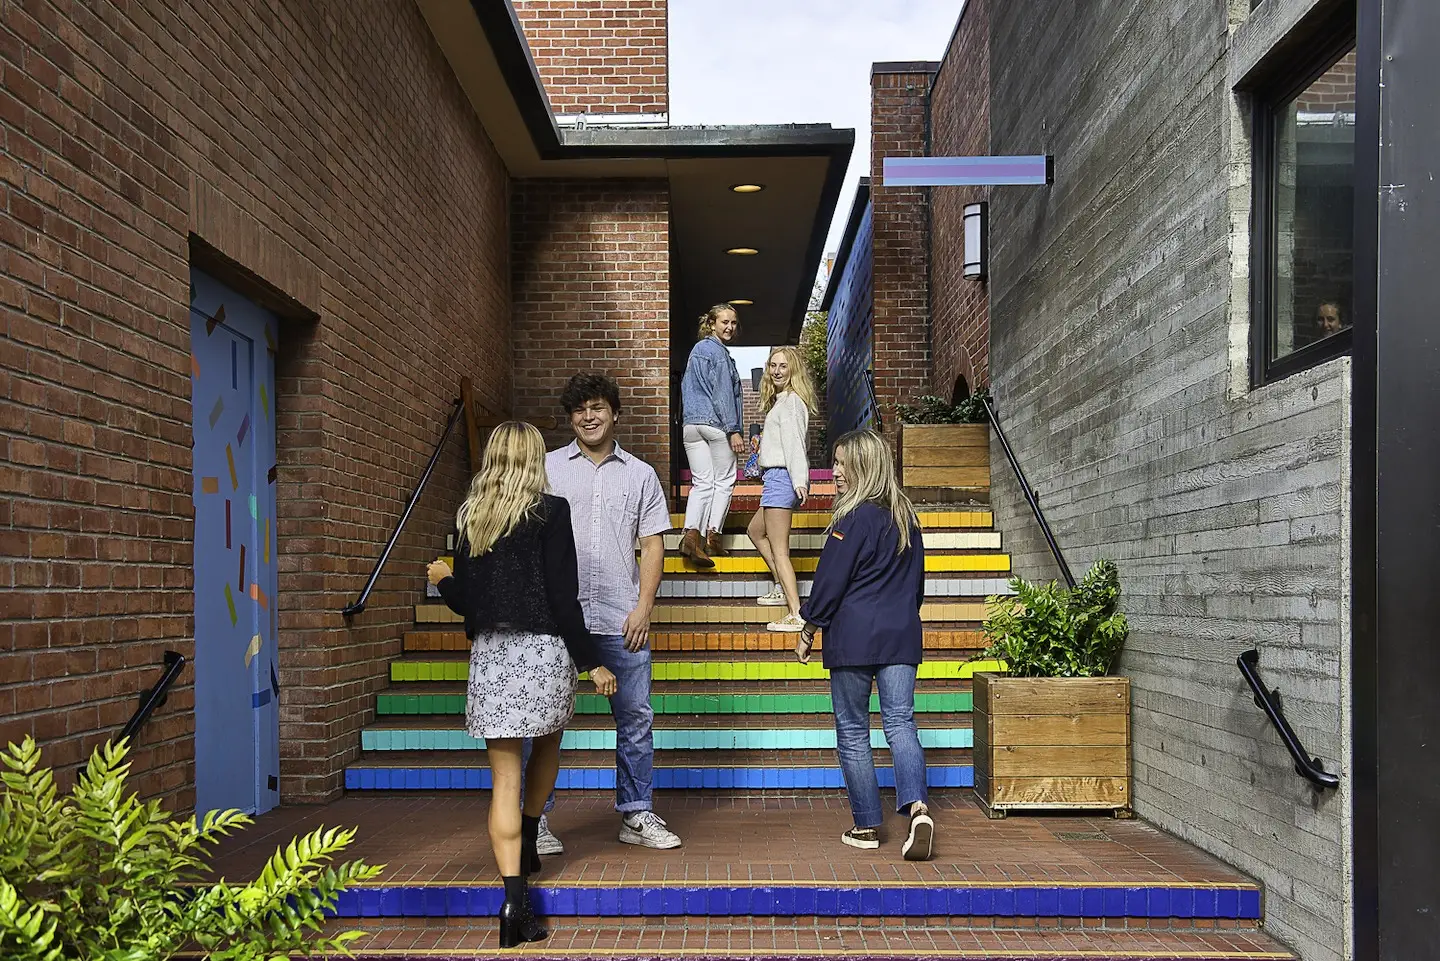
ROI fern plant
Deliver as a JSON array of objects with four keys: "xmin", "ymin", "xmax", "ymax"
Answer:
[
  {"xmin": 0, "ymin": 736, "xmax": 382, "ymax": 961},
  {"xmin": 983, "ymin": 559, "xmax": 1130, "ymax": 677}
]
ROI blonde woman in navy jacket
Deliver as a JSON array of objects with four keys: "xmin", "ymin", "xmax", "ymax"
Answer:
[{"xmin": 796, "ymin": 429, "xmax": 935, "ymax": 861}]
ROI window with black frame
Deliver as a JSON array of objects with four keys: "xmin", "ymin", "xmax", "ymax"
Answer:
[{"xmin": 1251, "ymin": 33, "xmax": 1356, "ymax": 386}]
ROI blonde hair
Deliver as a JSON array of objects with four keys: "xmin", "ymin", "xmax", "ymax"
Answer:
[
  {"xmin": 830, "ymin": 429, "xmax": 919, "ymax": 552},
  {"xmin": 760, "ymin": 345, "xmax": 819, "ymax": 414},
  {"xmin": 455, "ymin": 421, "xmax": 548, "ymax": 556},
  {"xmin": 697, "ymin": 303, "xmax": 738, "ymax": 340}
]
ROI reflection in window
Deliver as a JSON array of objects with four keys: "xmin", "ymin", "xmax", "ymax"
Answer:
[{"xmin": 1267, "ymin": 50, "xmax": 1355, "ymax": 363}]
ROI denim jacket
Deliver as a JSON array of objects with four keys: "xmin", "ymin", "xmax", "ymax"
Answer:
[{"xmin": 680, "ymin": 336, "xmax": 743, "ymax": 435}]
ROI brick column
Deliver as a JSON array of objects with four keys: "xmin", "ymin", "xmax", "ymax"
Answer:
[
  {"xmin": 929, "ymin": 0, "xmax": 991, "ymax": 397},
  {"xmin": 870, "ymin": 63, "xmax": 937, "ymax": 437}
]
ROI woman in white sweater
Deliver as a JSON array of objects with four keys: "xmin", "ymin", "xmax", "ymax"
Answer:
[{"xmin": 747, "ymin": 345, "xmax": 819, "ymax": 632}]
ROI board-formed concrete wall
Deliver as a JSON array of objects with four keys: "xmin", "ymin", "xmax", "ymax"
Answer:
[{"xmin": 983, "ymin": 1, "xmax": 1352, "ymax": 958}]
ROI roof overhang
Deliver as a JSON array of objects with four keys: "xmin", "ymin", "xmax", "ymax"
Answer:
[{"xmin": 415, "ymin": 0, "xmax": 854, "ymax": 346}]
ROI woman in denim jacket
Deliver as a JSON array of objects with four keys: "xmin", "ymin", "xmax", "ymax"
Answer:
[{"xmin": 677, "ymin": 303, "xmax": 746, "ymax": 567}]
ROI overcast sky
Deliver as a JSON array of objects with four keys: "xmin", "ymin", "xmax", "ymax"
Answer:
[{"xmin": 669, "ymin": 0, "xmax": 964, "ymax": 363}]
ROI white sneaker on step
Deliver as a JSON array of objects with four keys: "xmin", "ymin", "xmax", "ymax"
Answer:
[
  {"xmin": 536, "ymin": 815, "xmax": 564, "ymax": 855},
  {"xmin": 756, "ymin": 586, "xmax": 787, "ymax": 606},
  {"xmin": 619, "ymin": 811, "xmax": 682, "ymax": 849},
  {"xmin": 767, "ymin": 613, "xmax": 806, "ymax": 633}
]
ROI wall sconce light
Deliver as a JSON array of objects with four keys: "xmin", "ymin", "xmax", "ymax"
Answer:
[{"xmin": 963, "ymin": 201, "xmax": 988, "ymax": 280}]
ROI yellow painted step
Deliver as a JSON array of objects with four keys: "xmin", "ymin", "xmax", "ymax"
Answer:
[
  {"xmin": 662, "ymin": 554, "xmax": 1010, "ymax": 574},
  {"xmin": 668, "ymin": 510, "xmax": 993, "ymax": 530},
  {"xmin": 413, "ymin": 602, "xmax": 990, "ymax": 625},
  {"xmin": 662, "ymin": 531, "xmax": 1002, "ymax": 551}
]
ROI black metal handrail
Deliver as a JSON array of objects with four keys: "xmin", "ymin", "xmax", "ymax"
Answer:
[
  {"xmin": 865, "ymin": 368, "xmax": 883, "ymax": 431},
  {"xmin": 119, "ymin": 650, "xmax": 186, "ymax": 744},
  {"xmin": 978, "ymin": 392, "xmax": 1075, "ymax": 588},
  {"xmin": 1237, "ymin": 649, "xmax": 1340, "ymax": 789},
  {"xmin": 342, "ymin": 397, "xmax": 465, "ymax": 618}
]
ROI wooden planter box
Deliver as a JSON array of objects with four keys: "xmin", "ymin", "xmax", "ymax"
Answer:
[
  {"xmin": 898, "ymin": 423, "xmax": 990, "ymax": 492},
  {"xmin": 972, "ymin": 673, "xmax": 1132, "ymax": 818}
]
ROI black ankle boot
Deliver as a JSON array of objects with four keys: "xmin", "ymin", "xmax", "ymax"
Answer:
[
  {"xmin": 498, "ymin": 875, "xmax": 548, "ymax": 949},
  {"xmin": 520, "ymin": 815, "xmax": 542, "ymax": 876}
]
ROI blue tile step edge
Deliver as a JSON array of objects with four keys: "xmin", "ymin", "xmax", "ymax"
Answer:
[
  {"xmin": 344, "ymin": 765, "xmax": 975, "ymax": 791},
  {"xmin": 324, "ymin": 883, "xmax": 1262, "ymax": 920}
]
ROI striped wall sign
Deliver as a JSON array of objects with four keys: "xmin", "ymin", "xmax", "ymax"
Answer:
[{"xmin": 882, "ymin": 155, "xmax": 1053, "ymax": 187}]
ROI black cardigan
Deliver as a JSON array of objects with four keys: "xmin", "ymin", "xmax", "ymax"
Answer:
[{"xmin": 436, "ymin": 494, "xmax": 600, "ymax": 672}]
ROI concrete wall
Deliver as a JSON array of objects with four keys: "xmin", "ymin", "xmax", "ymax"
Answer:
[{"xmin": 983, "ymin": 1, "xmax": 1351, "ymax": 958}]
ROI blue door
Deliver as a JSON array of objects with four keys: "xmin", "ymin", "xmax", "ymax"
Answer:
[{"xmin": 190, "ymin": 269, "xmax": 280, "ymax": 816}]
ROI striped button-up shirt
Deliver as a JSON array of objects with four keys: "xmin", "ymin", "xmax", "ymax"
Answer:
[{"xmin": 546, "ymin": 441, "xmax": 671, "ymax": 635}]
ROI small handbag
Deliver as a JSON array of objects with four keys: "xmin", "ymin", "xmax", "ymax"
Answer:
[{"xmin": 742, "ymin": 439, "xmax": 762, "ymax": 479}]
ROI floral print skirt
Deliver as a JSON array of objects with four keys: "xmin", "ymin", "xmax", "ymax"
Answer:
[{"xmin": 465, "ymin": 629, "xmax": 578, "ymax": 740}]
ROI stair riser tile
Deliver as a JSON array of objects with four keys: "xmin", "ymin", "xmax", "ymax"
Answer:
[
  {"xmin": 360, "ymin": 729, "xmax": 974, "ymax": 751},
  {"xmin": 671, "ymin": 511, "xmax": 993, "ymax": 530},
  {"xmin": 344, "ymin": 766, "xmax": 976, "ymax": 791},
  {"xmin": 324, "ymin": 881, "xmax": 1262, "ymax": 922},
  {"xmin": 402, "ymin": 630, "xmax": 988, "ymax": 653},
  {"xmin": 657, "ymin": 578, "xmax": 1013, "ymax": 599},
  {"xmin": 661, "ymin": 556, "xmax": 1011, "ymax": 574},
  {"xmin": 662, "ymin": 532, "xmax": 1002, "ymax": 551},
  {"xmin": 378, "ymin": 691, "xmax": 976, "ymax": 715},
  {"xmin": 390, "ymin": 660, "xmax": 1006, "ymax": 683},
  {"xmin": 414, "ymin": 603, "xmax": 991, "ymax": 625}
]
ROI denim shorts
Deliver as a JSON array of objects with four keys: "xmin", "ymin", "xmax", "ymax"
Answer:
[{"xmin": 760, "ymin": 467, "xmax": 800, "ymax": 509}]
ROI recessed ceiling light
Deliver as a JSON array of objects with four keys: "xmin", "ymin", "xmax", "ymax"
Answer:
[
  {"xmin": 726, "ymin": 247, "xmax": 759, "ymax": 256},
  {"xmin": 731, "ymin": 184, "xmax": 764, "ymax": 193},
  {"xmin": 728, "ymin": 299, "xmax": 753, "ymax": 305}
]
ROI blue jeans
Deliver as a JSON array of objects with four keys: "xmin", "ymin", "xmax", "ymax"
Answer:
[
  {"xmin": 523, "ymin": 633, "xmax": 655, "ymax": 813},
  {"xmin": 830, "ymin": 664, "xmax": 928, "ymax": 828}
]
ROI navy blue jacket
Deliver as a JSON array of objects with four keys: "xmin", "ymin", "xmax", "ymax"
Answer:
[{"xmin": 799, "ymin": 502, "xmax": 925, "ymax": 669}]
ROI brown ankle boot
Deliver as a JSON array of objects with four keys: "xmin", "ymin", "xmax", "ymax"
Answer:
[
  {"xmin": 705, "ymin": 531, "xmax": 728, "ymax": 557},
  {"xmin": 679, "ymin": 528, "xmax": 715, "ymax": 567}
]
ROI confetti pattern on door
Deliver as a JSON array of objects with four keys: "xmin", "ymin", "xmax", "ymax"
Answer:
[{"xmin": 190, "ymin": 269, "xmax": 280, "ymax": 816}]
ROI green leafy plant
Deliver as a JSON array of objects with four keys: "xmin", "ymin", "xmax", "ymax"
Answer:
[
  {"xmin": 895, "ymin": 387, "xmax": 991, "ymax": 425},
  {"xmin": 0, "ymin": 736, "xmax": 382, "ymax": 961},
  {"xmin": 982, "ymin": 559, "xmax": 1129, "ymax": 677}
]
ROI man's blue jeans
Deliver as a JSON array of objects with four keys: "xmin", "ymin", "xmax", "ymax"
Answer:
[
  {"xmin": 523, "ymin": 633, "xmax": 655, "ymax": 813},
  {"xmin": 829, "ymin": 664, "xmax": 929, "ymax": 828}
]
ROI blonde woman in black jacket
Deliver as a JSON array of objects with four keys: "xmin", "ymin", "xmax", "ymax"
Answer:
[{"xmin": 427, "ymin": 421, "xmax": 616, "ymax": 948}]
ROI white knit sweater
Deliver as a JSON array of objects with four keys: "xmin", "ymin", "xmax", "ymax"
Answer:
[{"xmin": 757, "ymin": 391, "xmax": 810, "ymax": 488}]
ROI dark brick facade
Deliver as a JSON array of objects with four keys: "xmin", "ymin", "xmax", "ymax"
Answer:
[
  {"xmin": 0, "ymin": 0, "xmax": 510, "ymax": 805},
  {"xmin": 513, "ymin": 0, "xmax": 668, "ymax": 115}
]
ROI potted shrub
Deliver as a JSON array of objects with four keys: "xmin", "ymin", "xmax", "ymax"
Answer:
[
  {"xmin": 0, "ymin": 736, "xmax": 382, "ymax": 960},
  {"xmin": 894, "ymin": 388, "xmax": 991, "ymax": 492},
  {"xmin": 973, "ymin": 559, "xmax": 1132, "ymax": 818}
]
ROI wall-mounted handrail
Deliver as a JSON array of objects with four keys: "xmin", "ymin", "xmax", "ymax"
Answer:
[
  {"xmin": 342, "ymin": 397, "xmax": 465, "ymax": 618},
  {"xmin": 119, "ymin": 651, "xmax": 186, "ymax": 744},
  {"xmin": 979, "ymin": 392, "xmax": 1075, "ymax": 588},
  {"xmin": 1237, "ymin": 649, "xmax": 1340, "ymax": 790},
  {"xmin": 865, "ymin": 368, "xmax": 884, "ymax": 431}
]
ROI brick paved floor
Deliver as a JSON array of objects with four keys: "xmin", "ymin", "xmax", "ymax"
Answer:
[
  {"xmin": 211, "ymin": 792, "xmax": 1252, "ymax": 887},
  {"xmin": 317, "ymin": 917, "xmax": 1294, "ymax": 958}
]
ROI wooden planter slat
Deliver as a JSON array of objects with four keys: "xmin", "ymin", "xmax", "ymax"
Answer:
[
  {"xmin": 973, "ymin": 673, "xmax": 1132, "ymax": 818},
  {"xmin": 899, "ymin": 423, "xmax": 990, "ymax": 491}
]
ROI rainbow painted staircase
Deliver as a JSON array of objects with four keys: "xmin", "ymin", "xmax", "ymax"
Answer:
[{"xmin": 262, "ymin": 470, "xmax": 1291, "ymax": 959}]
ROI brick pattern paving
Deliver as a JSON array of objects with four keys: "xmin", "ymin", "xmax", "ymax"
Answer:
[
  {"xmin": 319, "ymin": 917, "xmax": 1293, "ymax": 959},
  {"xmin": 211, "ymin": 794, "xmax": 1251, "ymax": 888}
]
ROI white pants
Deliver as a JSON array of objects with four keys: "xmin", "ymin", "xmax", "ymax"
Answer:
[{"xmin": 682, "ymin": 424, "xmax": 738, "ymax": 533}]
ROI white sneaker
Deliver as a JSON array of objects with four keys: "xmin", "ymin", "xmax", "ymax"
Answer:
[
  {"xmin": 767, "ymin": 612, "xmax": 805, "ymax": 633},
  {"xmin": 902, "ymin": 804, "xmax": 935, "ymax": 861},
  {"xmin": 756, "ymin": 586, "xmax": 788, "ymax": 606},
  {"xmin": 536, "ymin": 815, "xmax": 564, "ymax": 855},
  {"xmin": 619, "ymin": 811, "xmax": 682, "ymax": 849}
]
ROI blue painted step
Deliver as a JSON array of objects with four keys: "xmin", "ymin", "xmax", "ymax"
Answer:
[
  {"xmin": 329, "ymin": 882, "xmax": 1262, "ymax": 921},
  {"xmin": 344, "ymin": 765, "xmax": 975, "ymax": 791}
]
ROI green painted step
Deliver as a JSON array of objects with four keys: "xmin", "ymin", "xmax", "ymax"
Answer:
[
  {"xmin": 390, "ymin": 660, "xmax": 1002, "ymax": 683},
  {"xmin": 377, "ymin": 691, "xmax": 975, "ymax": 715},
  {"xmin": 360, "ymin": 728, "xmax": 974, "ymax": 751}
]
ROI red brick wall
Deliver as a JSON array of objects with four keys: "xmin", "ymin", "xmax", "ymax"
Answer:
[
  {"xmin": 513, "ymin": 0, "xmax": 669, "ymax": 115},
  {"xmin": 511, "ymin": 180, "xmax": 672, "ymax": 490},
  {"xmin": 0, "ymin": 0, "xmax": 510, "ymax": 805},
  {"xmin": 929, "ymin": 0, "xmax": 990, "ymax": 395},
  {"xmin": 870, "ymin": 66, "xmax": 935, "ymax": 436}
]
